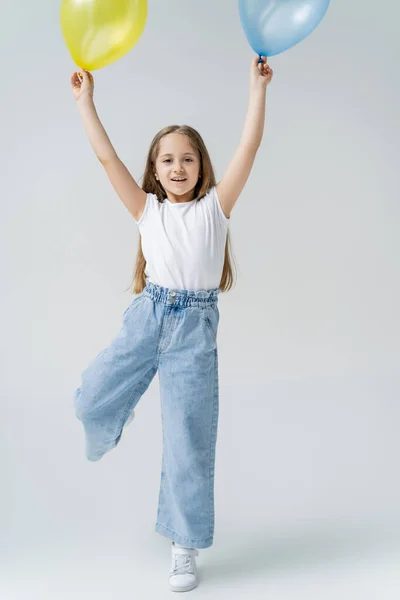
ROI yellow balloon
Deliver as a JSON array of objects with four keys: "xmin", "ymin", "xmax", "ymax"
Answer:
[{"xmin": 60, "ymin": 0, "xmax": 147, "ymax": 70}]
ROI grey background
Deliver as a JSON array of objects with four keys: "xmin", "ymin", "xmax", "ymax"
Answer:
[{"xmin": 1, "ymin": 0, "xmax": 399, "ymax": 598}]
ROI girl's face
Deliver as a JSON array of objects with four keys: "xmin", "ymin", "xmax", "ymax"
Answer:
[{"xmin": 155, "ymin": 133, "xmax": 200, "ymax": 201}]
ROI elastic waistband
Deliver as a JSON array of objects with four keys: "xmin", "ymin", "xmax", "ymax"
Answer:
[{"xmin": 143, "ymin": 278, "xmax": 220, "ymax": 307}]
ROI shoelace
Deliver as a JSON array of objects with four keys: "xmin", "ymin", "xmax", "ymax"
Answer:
[{"xmin": 170, "ymin": 550, "xmax": 198, "ymax": 576}]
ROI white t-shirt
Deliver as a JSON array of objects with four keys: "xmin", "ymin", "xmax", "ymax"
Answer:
[{"xmin": 133, "ymin": 186, "xmax": 230, "ymax": 291}]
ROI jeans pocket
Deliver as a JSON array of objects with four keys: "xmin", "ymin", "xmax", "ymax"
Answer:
[
  {"xmin": 201, "ymin": 306, "xmax": 219, "ymax": 344},
  {"xmin": 123, "ymin": 293, "xmax": 144, "ymax": 318}
]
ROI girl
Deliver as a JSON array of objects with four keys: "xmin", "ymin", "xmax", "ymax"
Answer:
[{"xmin": 71, "ymin": 55, "xmax": 273, "ymax": 593}]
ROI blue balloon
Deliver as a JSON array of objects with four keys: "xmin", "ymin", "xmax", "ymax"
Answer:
[{"xmin": 238, "ymin": 0, "xmax": 331, "ymax": 57}]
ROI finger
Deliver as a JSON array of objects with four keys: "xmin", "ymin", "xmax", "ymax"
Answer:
[
  {"xmin": 84, "ymin": 70, "xmax": 94, "ymax": 86},
  {"xmin": 71, "ymin": 72, "xmax": 81, "ymax": 86},
  {"xmin": 80, "ymin": 69, "xmax": 92, "ymax": 84}
]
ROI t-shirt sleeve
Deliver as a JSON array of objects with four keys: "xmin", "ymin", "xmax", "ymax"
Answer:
[
  {"xmin": 132, "ymin": 192, "xmax": 154, "ymax": 226},
  {"xmin": 209, "ymin": 186, "xmax": 230, "ymax": 227}
]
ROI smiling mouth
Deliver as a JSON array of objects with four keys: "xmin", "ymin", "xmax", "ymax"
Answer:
[{"xmin": 171, "ymin": 178, "xmax": 187, "ymax": 183}]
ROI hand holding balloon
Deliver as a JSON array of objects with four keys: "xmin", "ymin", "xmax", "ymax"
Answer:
[
  {"xmin": 71, "ymin": 69, "xmax": 95, "ymax": 103},
  {"xmin": 251, "ymin": 56, "xmax": 273, "ymax": 91},
  {"xmin": 71, "ymin": 69, "xmax": 94, "ymax": 100}
]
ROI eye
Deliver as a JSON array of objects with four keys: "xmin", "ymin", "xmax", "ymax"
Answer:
[
  {"xmin": 185, "ymin": 158, "xmax": 193, "ymax": 162},
  {"xmin": 163, "ymin": 159, "xmax": 171, "ymax": 163}
]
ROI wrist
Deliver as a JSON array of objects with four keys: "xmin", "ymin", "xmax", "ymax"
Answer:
[
  {"xmin": 77, "ymin": 93, "xmax": 95, "ymax": 108},
  {"xmin": 250, "ymin": 84, "xmax": 268, "ymax": 96}
]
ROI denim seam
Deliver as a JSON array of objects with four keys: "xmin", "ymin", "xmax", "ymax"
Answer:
[
  {"xmin": 156, "ymin": 462, "xmax": 165, "ymax": 523},
  {"xmin": 208, "ymin": 347, "xmax": 218, "ymax": 537},
  {"xmin": 156, "ymin": 380, "xmax": 166, "ymax": 523},
  {"xmin": 155, "ymin": 304, "xmax": 173, "ymax": 358}
]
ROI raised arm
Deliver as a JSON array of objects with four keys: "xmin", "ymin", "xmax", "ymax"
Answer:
[
  {"xmin": 71, "ymin": 69, "xmax": 146, "ymax": 221},
  {"xmin": 216, "ymin": 56, "xmax": 273, "ymax": 218}
]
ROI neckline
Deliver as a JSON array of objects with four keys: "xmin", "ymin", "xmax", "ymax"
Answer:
[{"xmin": 165, "ymin": 198, "xmax": 196, "ymax": 206}]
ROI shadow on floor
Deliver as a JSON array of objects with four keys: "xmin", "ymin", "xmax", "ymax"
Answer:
[{"xmin": 199, "ymin": 518, "xmax": 400, "ymax": 582}]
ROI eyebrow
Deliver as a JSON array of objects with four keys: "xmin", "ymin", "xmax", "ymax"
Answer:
[{"xmin": 159, "ymin": 152, "xmax": 196, "ymax": 158}]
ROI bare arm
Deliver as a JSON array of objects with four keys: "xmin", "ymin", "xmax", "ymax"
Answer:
[
  {"xmin": 241, "ymin": 85, "xmax": 267, "ymax": 149},
  {"xmin": 217, "ymin": 56, "xmax": 273, "ymax": 217},
  {"xmin": 71, "ymin": 70, "xmax": 146, "ymax": 221}
]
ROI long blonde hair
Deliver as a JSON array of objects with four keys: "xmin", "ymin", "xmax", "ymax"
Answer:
[{"xmin": 128, "ymin": 125, "xmax": 237, "ymax": 294}]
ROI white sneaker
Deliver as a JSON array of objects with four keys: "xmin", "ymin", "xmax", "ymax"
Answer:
[
  {"xmin": 169, "ymin": 543, "xmax": 199, "ymax": 592},
  {"xmin": 125, "ymin": 410, "xmax": 135, "ymax": 427}
]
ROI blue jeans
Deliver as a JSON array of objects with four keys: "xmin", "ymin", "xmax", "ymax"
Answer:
[{"xmin": 74, "ymin": 278, "xmax": 220, "ymax": 549}]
